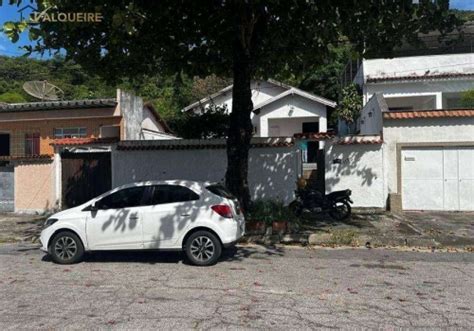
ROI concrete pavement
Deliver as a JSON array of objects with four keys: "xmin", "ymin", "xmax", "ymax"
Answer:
[{"xmin": 0, "ymin": 243, "xmax": 472, "ymax": 329}]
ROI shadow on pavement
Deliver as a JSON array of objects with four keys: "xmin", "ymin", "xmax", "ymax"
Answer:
[{"xmin": 40, "ymin": 244, "xmax": 285, "ymax": 265}]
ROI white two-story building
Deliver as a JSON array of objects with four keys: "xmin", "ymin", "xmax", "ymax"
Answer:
[{"xmin": 353, "ymin": 53, "xmax": 474, "ymax": 211}]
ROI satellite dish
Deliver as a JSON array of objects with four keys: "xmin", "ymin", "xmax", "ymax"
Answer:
[{"xmin": 23, "ymin": 81, "xmax": 64, "ymax": 101}]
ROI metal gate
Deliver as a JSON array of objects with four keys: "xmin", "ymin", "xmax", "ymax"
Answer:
[
  {"xmin": 61, "ymin": 152, "xmax": 111, "ymax": 208},
  {"xmin": 0, "ymin": 166, "xmax": 14, "ymax": 212}
]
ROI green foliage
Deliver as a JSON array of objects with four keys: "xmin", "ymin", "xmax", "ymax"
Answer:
[
  {"xmin": 336, "ymin": 84, "xmax": 363, "ymax": 124},
  {"xmin": 0, "ymin": 55, "xmax": 115, "ymax": 101},
  {"xmin": 460, "ymin": 90, "xmax": 474, "ymax": 108},
  {"xmin": 247, "ymin": 199, "xmax": 296, "ymax": 225},
  {"xmin": 169, "ymin": 104, "xmax": 230, "ymax": 139},
  {"xmin": 451, "ymin": 9, "xmax": 474, "ymax": 22},
  {"xmin": 0, "ymin": 91, "xmax": 26, "ymax": 103}
]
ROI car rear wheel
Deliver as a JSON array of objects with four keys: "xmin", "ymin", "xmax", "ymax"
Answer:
[
  {"xmin": 185, "ymin": 231, "xmax": 222, "ymax": 266},
  {"xmin": 50, "ymin": 231, "xmax": 84, "ymax": 264}
]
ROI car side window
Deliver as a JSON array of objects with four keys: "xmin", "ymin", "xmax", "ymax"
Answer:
[
  {"xmin": 96, "ymin": 186, "xmax": 148, "ymax": 210},
  {"xmin": 151, "ymin": 185, "xmax": 200, "ymax": 205}
]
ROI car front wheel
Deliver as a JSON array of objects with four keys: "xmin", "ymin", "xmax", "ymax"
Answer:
[
  {"xmin": 49, "ymin": 231, "xmax": 84, "ymax": 264},
  {"xmin": 185, "ymin": 231, "xmax": 222, "ymax": 266}
]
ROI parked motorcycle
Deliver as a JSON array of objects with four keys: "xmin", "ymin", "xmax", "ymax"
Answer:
[{"xmin": 289, "ymin": 188, "xmax": 353, "ymax": 220}]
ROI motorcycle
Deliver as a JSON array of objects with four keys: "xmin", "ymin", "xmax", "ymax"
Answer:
[{"xmin": 289, "ymin": 188, "xmax": 353, "ymax": 220}]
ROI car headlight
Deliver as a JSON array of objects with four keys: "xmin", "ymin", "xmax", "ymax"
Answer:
[{"xmin": 44, "ymin": 218, "xmax": 59, "ymax": 228}]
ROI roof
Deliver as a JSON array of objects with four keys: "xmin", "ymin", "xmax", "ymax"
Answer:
[
  {"xmin": 362, "ymin": 53, "xmax": 474, "ymax": 83},
  {"xmin": 293, "ymin": 132, "xmax": 336, "ymax": 140},
  {"xmin": 0, "ymin": 154, "xmax": 53, "ymax": 161},
  {"xmin": 51, "ymin": 137, "xmax": 119, "ymax": 146},
  {"xmin": 181, "ymin": 85, "xmax": 234, "ymax": 112},
  {"xmin": 253, "ymin": 87, "xmax": 337, "ymax": 110},
  {"xmin": 383, "ymin": 109, "xmax": 474, "ymax": 120},
  {"xmin": 181, "ymin": 79, "xmax": 336, "ymax": 112},
  {"xmin": 367, "ymin": 72, "xmax": 474, "ymax": 83},
  {"xmin": 334, "ymin": 135, "xmax": 383, "ymax": 145},
  {"xmin": 143, "ymin": 102, "xmax": 173, "ymax": 134},
  {"xmin": 0, "ymin": 98, "xmax": 117, "ymax": 113},
  {"xmin": 117, "ymin": 137, "xmax": 294, "ymax": 151}
]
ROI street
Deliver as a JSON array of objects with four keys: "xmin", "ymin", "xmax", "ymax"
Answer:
[{"xmin": 0, "ymin": 244, "xmax": 472, "ymax": 329}]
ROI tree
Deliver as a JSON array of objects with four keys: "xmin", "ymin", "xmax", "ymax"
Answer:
[
  {"xmin": 460, "ymin": 89, "xmax": 474, "ymax": 108},
  {"xmin": 336, "ymin": 84, "xmax": 363, "ymax": 131},
  {"xmin": 3, "ymin": 0, "xmax": 460, "ymax": 210}
]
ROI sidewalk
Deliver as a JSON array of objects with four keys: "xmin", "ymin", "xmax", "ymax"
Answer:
[
  {"xmin": 245, "ymin": 210, "xmax": 474, "ymax": 251},
  {"xmin": 0, "ymin": 211, "xmax": 473, "ymax": 251},
  {"xmin": 0, "ymin": 214, "xmax": 46, "ymax": 243}
]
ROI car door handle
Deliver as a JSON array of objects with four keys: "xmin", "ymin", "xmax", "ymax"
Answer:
[
  {"xmin": 181, "ymin": 213, "xmax": 190, "ymax": 217},
  {"xmin": 129, "ymin": 215, "xmax": 139, "ymax": 220}
]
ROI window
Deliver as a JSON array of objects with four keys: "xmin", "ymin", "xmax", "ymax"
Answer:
[
  {"xmin": 53, "ymin": 127, "xmax": 87, "ymax": 139},
  {"xmin": 96, "ymin": 186, "xmax": 148, "ymax": 209},
  {"xmin": 0, "ymin": 134, "xmax": 10, "ymax": 156},
  {"xmin": 151, "ymin": 185, "xmax": 200, "ymax": 205},
  {"xmin": 302, "ymin": 122, "xmax": 319, "ymax": 133},
  {"xmin": 25, "ymin": 133, "xmax": 40, "ymax": 156}
]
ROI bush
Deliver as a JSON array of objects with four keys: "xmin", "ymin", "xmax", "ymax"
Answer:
[
  {"xmin": 247, "ymin": 199, "xmax": 296, "ymax": 225},
  {"xmin": 460, "ymin": 90, "xmax": 474, "ymax": 108},
  {"xmin": 0, "ymin": 91, "xmax": 26, "ymax": 103}
]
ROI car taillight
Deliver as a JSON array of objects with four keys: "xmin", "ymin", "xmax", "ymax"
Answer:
[{"xmin": 211, "ymin": 204, "xmax": 233, "ymax": 218}]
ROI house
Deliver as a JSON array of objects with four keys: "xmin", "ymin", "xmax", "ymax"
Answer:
[
  {"xmin": 183, "ymin": 79, "xmax": 335, "ymax": 142},
  {"xmin": 0, "ymin": 90, "xmax": 175, "ymax": 213},
  {"xmin": 329, "ymin": 53, "xmax": 474, "ymax": 212}
]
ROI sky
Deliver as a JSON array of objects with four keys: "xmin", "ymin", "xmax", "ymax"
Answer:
[{"xmin": 0, "ymin": 1, "xmax": 474, "ymax": 58}]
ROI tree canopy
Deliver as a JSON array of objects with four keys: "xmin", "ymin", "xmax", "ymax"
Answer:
[{"xmin": 2, "ymin": 0, "xmax": 462, "ymax": 208}]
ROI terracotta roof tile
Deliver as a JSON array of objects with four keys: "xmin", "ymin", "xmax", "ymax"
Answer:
[
  {"xmin": 0, "ymin": 154, "xmax": 53, "ymax": 161},
  {"xmin": 293, "ymin": 131, "xmax": 335, "ymax": 140},
  {"xmin": 117, "ymin": 138, "xmax": 294, "ymax": 151},
  {"xmin": 0, "ymin": 99, "xmax": 116, "ymax": 113},
  {"xmin": 383, "ymin": 109, "xmax": 474, "ymax": 120},
  {"xmin": 51, "ymin": 137, "xmax": 119, "ymax": 146},
  {"xmin": 335, "ymin": 135, "xmax": 383, "ymax": 145}
]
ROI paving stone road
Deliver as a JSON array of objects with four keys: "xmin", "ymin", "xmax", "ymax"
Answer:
[{"xmin": 0, "ymin": 244, "xmax": 472, "ymax": 330}]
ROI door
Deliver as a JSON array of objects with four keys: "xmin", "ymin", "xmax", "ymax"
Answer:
[
  {"xmin": 0, "ymin": 166, "xmax": 14, "ymax": 212},
  {"xmin": 86, "ymin": 186, "xmax": 149, "ymax": 250},
  {"xmin": 141, "ymin": 185, "xmax": 200, "ymax": 249},
  {"xmin": 61, "ymin": 152, "xmax": 111, "ymax": 208},
  {"xmin": 401, "ymin": 147, "xmax": 474, "ymax": 211}
]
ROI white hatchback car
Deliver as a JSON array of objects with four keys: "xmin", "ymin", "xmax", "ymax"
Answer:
[{"xmin": 40, "ymin": 180, "xmax": 245, "ymax": 266}]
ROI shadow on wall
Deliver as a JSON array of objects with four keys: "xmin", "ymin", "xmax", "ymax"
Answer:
[
  {"xmin": 113, "ymin": 147, "xmax": 299, "ymax": 205},
  {"xmin": 325, "ymin": 145, "xmax": 380, "ymax": 192}
]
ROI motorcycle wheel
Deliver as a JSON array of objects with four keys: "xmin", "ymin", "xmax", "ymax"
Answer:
[
  {"xmin": 329, "ymin": 201, "xmax": 351, "ymax": 220},
  {"xmin": 289, "ymin": 201, "xmax": 303, "ymax": 217}
]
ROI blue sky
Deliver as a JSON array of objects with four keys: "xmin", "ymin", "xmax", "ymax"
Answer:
[{"xmin": 1, "ymin": 1, "xmax": 474, "ymax": 58}]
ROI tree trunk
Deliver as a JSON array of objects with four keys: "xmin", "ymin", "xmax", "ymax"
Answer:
[{"xmin": 225, "ymin": 38, "xmax": 254, "ymax": 212}]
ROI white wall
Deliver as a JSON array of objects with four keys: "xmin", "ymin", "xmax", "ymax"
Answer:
[
  {"xmin": 112, "ymin": 146, "xmax": 301, "ymax": 204},
  {"xmin": 359, "ymin": 95, "xmax": 383, "ymax": 135},
  {"xmin": 257, "ymin": 94, "xmax": 327, "ymax": 137},
  {"xmin": 383, "ymin": 117, "xmax": 474, "ymax": 194},
  {"xmin": 325, "ymin": 143, "xmax": 386, "ymax": 208}
]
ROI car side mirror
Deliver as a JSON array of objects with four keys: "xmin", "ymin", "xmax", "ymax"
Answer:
[{"xmin": 89, "ymin": 203, "xmax": 98, "ymax": 212}]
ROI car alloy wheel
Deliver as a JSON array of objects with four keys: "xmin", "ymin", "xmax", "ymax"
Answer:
[
  {"xmin": 50, "ymin": 231, "xmax": 84, "ymax": 264},
  {"xmin": 185, "ymin": 231, "xmax": 222, "ymax": 266},
  {"xmin": 54, "ymin": 236, "xmax": 77, "ymax": 261},
  {"xmin": 190, "ymin": 236, "xmax": 215, "ymax": 262}
]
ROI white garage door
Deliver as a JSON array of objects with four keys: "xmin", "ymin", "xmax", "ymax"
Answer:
[{"xmin": 402, "ymin": 147, "xmax": 474, "ymax": 211}]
